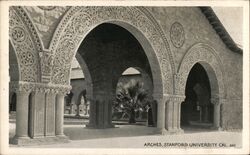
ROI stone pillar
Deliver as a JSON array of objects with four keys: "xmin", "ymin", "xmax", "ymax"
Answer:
[
  {"xmin": 55, "ymin": 93, "xmax": 65, "ymax": 136},
  {"xmin": 29, "ymin": 90, "xmax": 46, "ymax": 138},
  {"xmin": 44, "ymin": 90, "xmax": 56, "ymax": 136},
  {"xmin": 10, "ymin": 82, "xmax": 71, "ymax": 145},
  {"xmin": 211, "ymin": 97, "xmax": 223, "ymax": 130},
  {"xmin": 75, "ymin": 94, "xmax": 82, "ymax": 117},
  {"xmin": 156, "ymin": 96, "xmax": 167, "ymax": 134},
  {"xmin": 165, "ymin": 95, "xmax": 185, "ymax": 134},
  {"xmin": 87, "ymin": 98, "xmax": 97, "ymax": 128},
  {"xmin": 10, "ymin": 81, "xmax": 32, "ymax": 144},
  {"xmin": 15, "ymin": 90, "xmax": 30, "ymax": 138},
  {"xmin": 86, "ymin": 94, "xmax": 113, "ymax": 128}
]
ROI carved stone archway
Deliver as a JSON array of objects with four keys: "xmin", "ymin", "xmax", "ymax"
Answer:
[
  {"xmin": 49, "ymin": 6, "xmax": 174, "ymax": 96},
  {"xmin": 176, "ymin": 43, "xmax": 226, "ymax": 129},
  {"xmin": 9, "ymin": 6, "xmax": 42, "ymax": 82},
  {"xmin": 9, "ymin": 6, "xmax": 73, "ymax": 145}
]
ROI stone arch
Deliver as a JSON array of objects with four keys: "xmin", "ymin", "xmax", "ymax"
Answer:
[
  {"xmin": 49, "ymin": 6, "xmax": 174, "ymax": 95},
  {"xmin": 9, "ymin": 6, "xmax": 42, "ymax": 82},
  {"xmin": 75, "ymin": 52, "xmax": 93, "ymax": 100},
  {"xmin": 176, "ymin": 43, "xmax": 226, "ymax": 98}
]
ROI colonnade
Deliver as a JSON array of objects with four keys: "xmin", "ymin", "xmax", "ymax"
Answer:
[
  {"xmin": 10, "ymin": 81, "xmax": 71, "ymax": 145},
  {"xmin": 10, "ymin": 82, "xmax": 224, "ymax": 145}
]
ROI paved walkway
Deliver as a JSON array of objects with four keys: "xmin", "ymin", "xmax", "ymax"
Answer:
[{"xmin": 9, "ymin": 118, "xmax": 242, "ymax": 148}]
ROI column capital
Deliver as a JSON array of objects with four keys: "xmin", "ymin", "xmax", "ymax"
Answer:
[
  {"xmin": 211, "ymin": 95, "xmax": 226, "ymax": 105},
  {"xmin": 163, "ymin": 94, "xmax": 185, "ymax": 103},
  {"xmin": 10, "ymin": 81, "xmax": 33, "ymax": 93},
  {"xmin": 9, "ymin": 81, "xmax": 71, "ymax": 95}
]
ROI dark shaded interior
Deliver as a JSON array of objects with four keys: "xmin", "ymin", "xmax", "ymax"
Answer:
[{"xmin": 181, "ymin": 63, "xmax": 214, "ymax": 128}]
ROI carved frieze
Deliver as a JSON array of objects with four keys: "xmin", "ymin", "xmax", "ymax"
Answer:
[{"xmin": 9, "ymin": 81, "xmax": 71, "ymax": 95}]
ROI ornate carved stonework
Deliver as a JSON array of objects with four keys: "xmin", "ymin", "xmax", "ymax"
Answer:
[
  {"xmin": 10, "ymin": 81, "xmax": 71, "ymax": 95},
  {"xmin": 50, "ymin": 6, "xmax": 175, "ymax": 94},
  {"xmin": 39, "ymin": 49, "xmax": 53, "ymax": 82},
  {"xmin": 176, "ymin": 43, "xmax": 226, "ymax": 97},
  {"xmin": 170, "ymin": 22, "xmax": 185, "ymax": 48},
  {"xmin": 9, "ymin": 7, "xmax": 41, "ymax": 82},
  {"xmin": 11, "ymin": 27, "xmax": 26, "ymax": 42}
]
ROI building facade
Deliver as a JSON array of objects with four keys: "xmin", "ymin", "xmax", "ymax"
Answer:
[{"xmin": 9, "ymin": 6, "xmax": 242, "ymax": 145}]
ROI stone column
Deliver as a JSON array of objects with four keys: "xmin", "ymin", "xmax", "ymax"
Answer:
[
  {"xmin": 10, "ymin": 82, "xmax": 32, "ymax": 144},
  {"xmin": 86, "ymin": 93, "xmax": 113, "ymax": 128},
  {"xmin": 87, "ymin": 98, "xmax": 97, "ymax": 128},
  {"xmin": 211, "ymin": 97, "xmax": 224, "ymax": 130},
  {"xmin": 156, "ymin": 96, "xmax": 167, "ymax": 134},
  {"xmin": 44, "ymin": 89, "xmax": 56, "ymax": 136},
  {"xmin": 29, "ymin": 89, "xmax": 46, "ymax": 138},
  {"xmin": 55, "ymin": 93, "xmax": 65, "ymax": 136},
  {"xmin": 15, "ymin": 90, "xmax": 30, "ymax": 138},
  {"xmin": 75, "ymin": 94, "xmax": 82, "ymax": 117},
  {"xmin": 165, "ymin": 95, "xmax": 185, "ymax": 134}
]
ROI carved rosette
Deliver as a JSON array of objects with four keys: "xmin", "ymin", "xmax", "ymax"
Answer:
[
  {"xmin": 176, "ymin": 43, "xmax": 225, "ymax": 97},
  {"xmin": 170, "ymin": 22, "xmax": 185, "ymax": 48},
  {"xmin": 51, "ymin": 6, "xmax": 174, "ymax": 94},
  {"xmin": 9, "ymin": 7, "xmax": 40, "ymax": 82}
]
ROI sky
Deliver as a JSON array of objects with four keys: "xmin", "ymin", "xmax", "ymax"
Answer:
[{"xmin": 212, "ymin": 7, "xmax": 243, "ymax": 47}]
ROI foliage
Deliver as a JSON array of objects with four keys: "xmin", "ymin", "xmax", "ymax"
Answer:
[{"xmin": 113, "ymin": 80, "xmax": 152, "ymax": 121}]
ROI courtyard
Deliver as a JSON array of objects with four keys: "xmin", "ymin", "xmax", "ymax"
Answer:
[{"xmin": 9, "ymin": 116, "xmax": 242, "ymax": 148}]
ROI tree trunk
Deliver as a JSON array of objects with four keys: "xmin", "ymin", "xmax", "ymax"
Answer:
[{"xmin": 129, "ymin": 108, "xmax": 136, "ymax": 124}]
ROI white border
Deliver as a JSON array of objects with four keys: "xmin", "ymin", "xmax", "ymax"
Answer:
[{"xmin": 0, "ymin": 0, "xmax": 249, "ymax": 155}]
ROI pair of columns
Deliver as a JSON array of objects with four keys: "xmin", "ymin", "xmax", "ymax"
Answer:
[
  {"xmin": 87, "ymin": 94, "xmax": 114, "ymax": 128},
  {"xmin": 156, "ymin": 94, "xmax": 223, "ymax": 134},
  {"xmin": 10, "ymin": 82, "xmax": 71, "ymax": 145}
]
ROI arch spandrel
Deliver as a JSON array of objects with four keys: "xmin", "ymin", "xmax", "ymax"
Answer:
[
  {"xmin": 50, "ymin": 6, "xmax": 174, "ymax": 95},
  {"xmin": 9, "ymin": 7, "xmax": 41, "ymax": 82},
  {"xmin": 176, "ymin": 43, "xmax": 226, "ymax": 98}
]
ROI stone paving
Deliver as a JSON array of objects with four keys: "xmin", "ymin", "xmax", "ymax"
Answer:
[{"xmin": 9, "ymin": 117, "xmax": 242, "ymax": 148}]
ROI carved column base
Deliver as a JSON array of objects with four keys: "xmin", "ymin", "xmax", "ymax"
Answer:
[{"xmin": 10, "ymin": 136, "xmax": 69, "ymax": 146}]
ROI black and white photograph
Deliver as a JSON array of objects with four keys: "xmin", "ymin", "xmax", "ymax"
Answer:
[{"xmin": 0, "ymin": 0, "xmax": 249, "ymax": 155}]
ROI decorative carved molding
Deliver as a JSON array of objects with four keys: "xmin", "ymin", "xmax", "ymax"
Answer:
[
  {"xmin": 164, "ymin": 94, "xmax": 185, "ymax": 102},
  {"xmin": 15, "ymin": 7, "xmax": 43, "ymax": 53},
  {"xmin": 9, "ymin": 81, "xmax": 71, "ymax": 95},
  {"xmin": 176, "ymin": 43, "xmax": 226, "ymax": 98},
  {"xmin": 9, "ymin": 7, "xmax": 40, "ymax": 82},
  {"xmin": 49, "ymin": 6, "xmax": 174, "ymax": 94},
  {"xmin": 170, "ymin": 22, "xmax": 185, "ymax": 48},
  {"xmin": 39, "ymin": 49, "xmax": 54, "ymax": 83}
]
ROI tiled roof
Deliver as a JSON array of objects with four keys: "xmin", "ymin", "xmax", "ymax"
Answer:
[{"xmin": 200, "ymin": 7, "xmax": 243, "ymax": 54}]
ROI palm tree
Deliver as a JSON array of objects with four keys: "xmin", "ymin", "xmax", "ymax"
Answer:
[{"xmin": 113, "ymin": 80, "xmax": 150, "ymax": 124}]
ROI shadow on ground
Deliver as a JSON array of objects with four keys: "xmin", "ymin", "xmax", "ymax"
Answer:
[{"xmin": 64, "ymin": 123, "xmax": 158, "ymax": 140}]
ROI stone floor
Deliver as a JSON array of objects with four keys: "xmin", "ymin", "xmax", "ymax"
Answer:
[{"xmin": 8, "ymin": 117, "xmax": 242, "ymax": 148}]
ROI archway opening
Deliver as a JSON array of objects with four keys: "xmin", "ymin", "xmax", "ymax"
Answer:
[
  {"xmin": 113, "ymin": 67, "xmax": 157, "ymax": 127},
  {"xmin": 65, "ymin": 22, "xmax": 160, "ymax": 134},
  {"xmin": 181, "ymin": 63, "xmax": 214, "ymax": 129}
]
